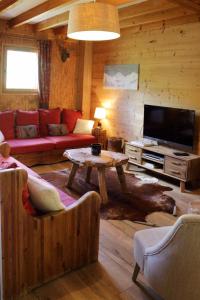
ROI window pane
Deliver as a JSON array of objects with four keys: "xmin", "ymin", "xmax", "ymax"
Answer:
[{"xmin": 6, "ymin": 50, "xmax": 38, "ymax": 90}]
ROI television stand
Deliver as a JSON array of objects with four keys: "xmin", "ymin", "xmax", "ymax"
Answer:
[{"xmin": 125, "ymin": 142, "xmax": 200, "ymax": 192}]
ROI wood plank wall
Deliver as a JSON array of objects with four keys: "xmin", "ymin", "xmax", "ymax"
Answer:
[
  {"xmin": 0, "ymin": 20, "xmax": 81, "ymax": 111},
  {"xmin": 0, "ymin": 20, "xmax": 39, "ymax": 110},
  {"xmin": 91, "ymin": 21, "xmax": 200, "ymax": 154},
  {"xmin": 49, "ymin": 39, "xmax": 80, "ymax": 109}
]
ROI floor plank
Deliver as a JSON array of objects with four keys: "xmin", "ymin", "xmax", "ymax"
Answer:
[{"xmin": 25, "ymin": 162, "xmax": 200, "ymax": 300}]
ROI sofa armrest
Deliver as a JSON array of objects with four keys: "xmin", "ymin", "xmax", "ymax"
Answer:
[{"xmin": 0, "ymin": 142, "xmax": 11, "ymax": 158}]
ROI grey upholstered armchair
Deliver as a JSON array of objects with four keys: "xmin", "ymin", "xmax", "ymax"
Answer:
[{"xmin": 133, "ymin": 214, "xmax": 200, "ymax": 300}]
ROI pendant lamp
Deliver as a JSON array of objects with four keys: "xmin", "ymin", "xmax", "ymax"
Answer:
[{"xmin": 67, "ymin": 2, "xmax": 120, "ymax": 41}]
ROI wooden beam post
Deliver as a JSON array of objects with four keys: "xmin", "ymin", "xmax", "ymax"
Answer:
[{"xmin": 76, "ymin": 42, "xmax": 93, "ymax": 119}]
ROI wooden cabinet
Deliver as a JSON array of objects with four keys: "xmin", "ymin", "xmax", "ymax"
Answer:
[
  {"xmin": 125, "ymin": 143, "xmax": 200, "ymax": 192},
  {"xmin": 92, "ymin": 128, "xmax": 107, "ymax": 149},
  {"xmin": 164, "ymin": 156, "xmax": 187, "ymax": 180}
]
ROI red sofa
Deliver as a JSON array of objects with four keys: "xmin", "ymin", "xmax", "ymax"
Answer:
[{"xmin": 0, "ymin": 108, "xmax": 96, "ymax": 166}]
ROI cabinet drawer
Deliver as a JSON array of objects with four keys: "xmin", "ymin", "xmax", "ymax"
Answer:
[
  {"xmin": 165, "ymin": 156, "xmax": 187, "ymax": 180},
  {"xmin": 125, "ymin": 145, "xmax": 142, "ymax": 158},
  {"xmin": 128, "ymin": 155, "xmax": 142, "ymax": 164}
]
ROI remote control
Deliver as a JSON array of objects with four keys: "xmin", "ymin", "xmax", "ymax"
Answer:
[{"xmin": 173, "ymin": 152, "xmax": 189, "ymax": 156}]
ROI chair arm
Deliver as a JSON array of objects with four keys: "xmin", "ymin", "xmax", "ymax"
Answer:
[
  {"xmin": 0, "ymin": 142, "xmax": 11, "ymax": 158},
  {"xmin": 144, "ymin": 214, "xmax": 200, "ymax": 257}
]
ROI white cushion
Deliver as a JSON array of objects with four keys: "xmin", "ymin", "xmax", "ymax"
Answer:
[
  {"xmin": 28, "ymin": 175, "xmax": 65, "ymax": 212},
  {"xmin": 0, "ymin": 131, "xmax": 5, "ymax": 143},
  {"xmin": 73, "ymin": 119, "xmax": 94, "ymax": 134}
]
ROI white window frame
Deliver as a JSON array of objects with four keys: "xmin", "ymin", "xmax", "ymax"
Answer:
[{"xmin": 3, "ymin": 46, "xmax": 39, "ymax": 94}]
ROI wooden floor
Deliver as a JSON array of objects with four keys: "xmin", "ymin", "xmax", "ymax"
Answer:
[{"xmin": 21, "ymin": 162, "xmax": 200, "ymax": 300}]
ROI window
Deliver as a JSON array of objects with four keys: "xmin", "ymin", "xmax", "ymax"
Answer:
[{"xmin": 4, "ymin": 47, "xmax": 39, "ymax": 92}]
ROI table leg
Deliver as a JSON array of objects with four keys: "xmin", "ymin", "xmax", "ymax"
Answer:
[
  {"xmin": 180, "ymin": 181, "xmax": 185, "ymax": 193},
  {"xmin": 97, "ymin": 167, "xmax": 108, "ymax": 205},
  {"xmin": 116, "ymin": 165, "xmax": 128, "ymax": 193},
  {"xmin": 86, "ymin": 166, "xmax": 92, "ymax": 183},
  {"xmin": 66, "ymin": 163, "xmax": 79, "ymax": 188}
]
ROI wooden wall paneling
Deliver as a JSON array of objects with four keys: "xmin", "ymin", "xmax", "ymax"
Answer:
[
  {"xmin": 49, "ymin": 38, "xmax": 80, "ymax": 109},
  {"xmin": 76, "ymin": 41, "xmax": 93, "ymax": 118},
  {"xmin": 119, "ymin": 0, "xmax": 178, "ymax": 21},
  {"xmin": 0, "ymin": 20, "xmax": 80, "ymax": 112},
  {"xmin": 168, "ymin": 0, "xmax": 200, "ymax": 12},
  {"xmin": 0, "ymin": 20, "xmax": 39, "ymax": 111},
  {"xmin": 91, "ymin": 21, "xmax": 200, "ymax": 154},
  {"xmin": 119, "ymin": 7, "xmax": 195, "ymax": 29}
]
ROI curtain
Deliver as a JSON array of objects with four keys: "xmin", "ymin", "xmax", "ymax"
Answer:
[{"xmin": 38, "ymin": 40, "xmax": 52, "ymax": 109}]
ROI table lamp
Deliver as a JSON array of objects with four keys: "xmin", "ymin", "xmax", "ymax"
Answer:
[{"xmin": 94, "ymin": 107, "xmax": 106, "ymax": 128}]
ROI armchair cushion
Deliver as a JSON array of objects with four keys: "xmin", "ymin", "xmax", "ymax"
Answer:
[{"xmin": 134, "ymin": 226, "xmax": 171, "ymax": 271}]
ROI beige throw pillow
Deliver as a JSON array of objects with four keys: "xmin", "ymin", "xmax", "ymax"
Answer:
[
  {"xmin": 73, "ymin": 119, "xmax": 94, "ymax": 134},
  {"xmin": 0, "ymin": 131, "xmax": 5, "ymax": 143},
  {"xmin": 28, "ymin": 175, "xmax": 65, "ymax": 213}
]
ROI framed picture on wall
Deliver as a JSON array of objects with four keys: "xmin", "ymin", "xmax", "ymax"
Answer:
[{"xmin": 103, "ymin": 64, "xmax": 139, "ymax": 90}]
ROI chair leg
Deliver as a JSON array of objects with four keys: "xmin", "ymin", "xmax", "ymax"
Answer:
[{"xmin": 132, "ymin": 263, "xmax": 140, "ymax": 283}]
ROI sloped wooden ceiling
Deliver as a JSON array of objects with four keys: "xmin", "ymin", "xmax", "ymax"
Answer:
[{"xmin": 0, "ymin": 0, "xmax": 199, "ymax": 33}]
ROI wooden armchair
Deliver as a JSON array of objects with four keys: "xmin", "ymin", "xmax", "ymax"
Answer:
[{"xmin": 0, "ymin": 143, "xmax": 101, "ymax": 299}]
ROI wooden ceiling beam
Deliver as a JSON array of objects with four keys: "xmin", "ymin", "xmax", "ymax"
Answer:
[
  {"xmin": 120, "ymin": 6, "xmax": 195, "ymax": 28},
  {"xmin": 167, "ymin": 0, "xmax": 200, "ymax": 13},
  {"xmin": 0, "ymin": 0, "xmax": 18, "ymax": 12},
  {"xmin": 34, "ymin": 0, "xmax": 178, "ymax": 32},
  {"xmin": 35, "ymin": 12, "xmax": 69, "ymax": 31},
  {"xmin": 9, "ymin": 0, "xmax": 76, "ymax": 27},
  {"xmin": 119, "ymin": 0, "xmax": 178, "ymax": 20},
  {"xmin": 34, "ymin": 0, "xmax": 148, "ymax": 31}
]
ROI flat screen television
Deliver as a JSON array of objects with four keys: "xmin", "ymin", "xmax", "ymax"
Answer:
[{"xmin": 143, "ymin": 104, "xmax": 196, "ymax": 151}]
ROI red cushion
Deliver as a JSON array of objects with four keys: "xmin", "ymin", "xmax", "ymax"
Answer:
[
  {"xmin": 0, "ymin": 111, "xmax": 15, "ymax": 139},
  {"xmin": 46, "ymin": 134, "xmax": 96, "ymax": 150},
  {"xmin": 16, "ymin": 110, "xmax": 39, "ymax": 126},
  {"xmin": 56, "ymin": 187, "xmax": 76, "ymax": 207},
  {"xmin": 7, "ymin": 138, "xmax": 55, "ymax": 155},
  {"xmin": 22, "ymin": 185, "xmax": 37, "ymax": 216},
  {"xmin": 0, "ymin": 155, "xmax": 37, "ymax": 215},
  {"xmin": 62, "ymin": 109, "xmax": 82, "ymax": 133},
  {"xmin": 39, "ymin": 108, "xmax": 61, "ymax": 136}
]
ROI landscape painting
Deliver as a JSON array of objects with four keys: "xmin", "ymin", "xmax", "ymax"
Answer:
[{"xmin": 103, "ymin": 64, "xmax": 139, "ymax": 90}]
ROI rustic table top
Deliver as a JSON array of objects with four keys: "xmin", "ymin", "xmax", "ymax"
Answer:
[{"xmin": 64, "ymin": 148, "xmax": 129, "ymax": 167}]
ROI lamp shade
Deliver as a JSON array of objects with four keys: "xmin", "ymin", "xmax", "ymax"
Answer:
[
  {"xmin": 67, "ymin": 2, "xmax": 120, "ymax": 41},
  {"xmin": 94, "ymin": 107, "xmax": 106, "ymax": 120}
]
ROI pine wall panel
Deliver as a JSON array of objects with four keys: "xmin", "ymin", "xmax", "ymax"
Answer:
[
  {"xmin": 91, "ymin": 22, "xmax": 200, "ymax": 154},
  {"xmin": 0, "ymin": 20, "xmax": 80, "ymax": 112}
]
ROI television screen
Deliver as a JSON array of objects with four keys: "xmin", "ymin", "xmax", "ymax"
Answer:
[{"xmin": 143, "ymin": 105, "xmax": 195, "ymax": 150}]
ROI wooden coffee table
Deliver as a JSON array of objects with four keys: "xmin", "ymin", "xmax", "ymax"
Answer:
[{"xmin": 63, "ymin": 148, "xmax": 129, "ymax": 204}]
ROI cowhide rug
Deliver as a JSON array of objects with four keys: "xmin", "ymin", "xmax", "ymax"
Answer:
[{"xmin": 41, "ymin": 168, "xmax": 175, "ymax": 222}]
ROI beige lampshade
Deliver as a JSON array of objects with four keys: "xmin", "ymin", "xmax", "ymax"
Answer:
[
  {"xmin": 67, "ymin": 2, "xmax": 120, "ymax": 41},
  {"xmin": 94, "ymin": 107, "xmax": 106, "ymax": 119}
]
